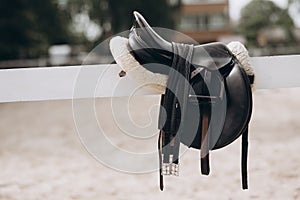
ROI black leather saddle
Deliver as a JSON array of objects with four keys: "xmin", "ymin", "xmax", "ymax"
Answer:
[{"xmin": 128, "ymin": 12, "xmax": 253, "ymax": 190}]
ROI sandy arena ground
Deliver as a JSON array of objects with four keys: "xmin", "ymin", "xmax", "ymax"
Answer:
[{"xmin": 0, "ymin": 88, "xmax": 300, "ymax": 199}]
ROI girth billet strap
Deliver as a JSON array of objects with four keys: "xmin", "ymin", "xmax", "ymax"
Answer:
[
  {"xmin": 158, "ymin": 42, "xmax": 194, "ymax": 191},
  {"xmin": 200, "ymin": 70, "xmax": 212, "ymax": 176}
]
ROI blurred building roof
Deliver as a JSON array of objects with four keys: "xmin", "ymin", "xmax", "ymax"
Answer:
[{"xmin": 176, "ymin": 0, "xmax": 232, "ymax": 43}]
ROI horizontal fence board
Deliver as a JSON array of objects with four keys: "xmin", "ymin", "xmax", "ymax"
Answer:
[
  {"xmin": 252, "ymin": 55, "xmax": 300, "ymax": 90},
  {"xmin": 0, "ymin": 55, "xmax": 300, "ymax": 103},
  {"xmin": 0, "ymin": 65, "xmax": 156, "ymax": 103}
]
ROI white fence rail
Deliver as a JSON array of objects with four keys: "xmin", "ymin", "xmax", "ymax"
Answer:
[{"xmin": 0, "ymin": 55, "xmax": 300, "ymax": 103}]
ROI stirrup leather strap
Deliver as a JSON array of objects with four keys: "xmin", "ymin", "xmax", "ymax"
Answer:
[{"xmin": 158, "ymin": 43, "xmax": 194, "ymax": 190}]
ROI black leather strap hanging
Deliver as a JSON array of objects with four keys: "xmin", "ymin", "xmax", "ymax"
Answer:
[
  {"xmin": 158, "ymin": 43, "xmax": 194, "ymax": 191},
  {"xmin": 200, "ymin": 106, "xmax": 210, "ymax": 175},
  {"xmin": 158, "ymin": 130, "xmax": 164, "ymax": 191},
  {"xmin": 241, "ymin": 126, "xmax": 249, "ymax": 189},
  {"xmin": 197, "ymin": 70, "xmax": 211, "ymax": 175}
]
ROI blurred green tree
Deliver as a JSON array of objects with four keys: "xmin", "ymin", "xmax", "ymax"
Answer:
[
  {"xmin": 65, "ymin": 0, "xmax": 178, "ymax": 39},
  {"xmin": 237, "ymin": 0, "xmax": 295, "ymax": 47},
  {"xmin": 107, "ymin": 0, "xmax": 175, "ymax": 33},
  {"xmin": 0, "ymin": 0, "xmax": 72, "ymax": 59},
  {"xmin": 288, "ymin": 0, "xmax": 300, "ymax": 9},
  {"xmin": 0, "ymin": 0, "xmax": 177, "ymax": 60}
]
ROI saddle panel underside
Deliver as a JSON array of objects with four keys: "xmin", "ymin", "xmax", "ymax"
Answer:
[{"xmin": 215, "ymin": 63, "xmax": 253, "ymax": 149}]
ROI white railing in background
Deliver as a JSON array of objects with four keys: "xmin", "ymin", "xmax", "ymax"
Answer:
[{"xmin": 0, "ymin": 55, "xmax": 300, "ymax": 103}]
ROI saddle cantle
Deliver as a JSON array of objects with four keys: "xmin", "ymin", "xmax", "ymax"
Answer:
[{"xmin": 128, "ymin": 11, "xmax": 253, "ymax": 190}]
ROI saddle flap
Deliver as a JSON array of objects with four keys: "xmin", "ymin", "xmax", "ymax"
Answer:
[{"xmin": 180, "ymin": 63, "xmax": 252, "ymax": 150}]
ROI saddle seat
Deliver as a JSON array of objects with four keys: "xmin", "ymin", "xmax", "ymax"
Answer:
[{"xmin": 129, "ymin": 12, "xmax": 233, "ymax": 75}]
